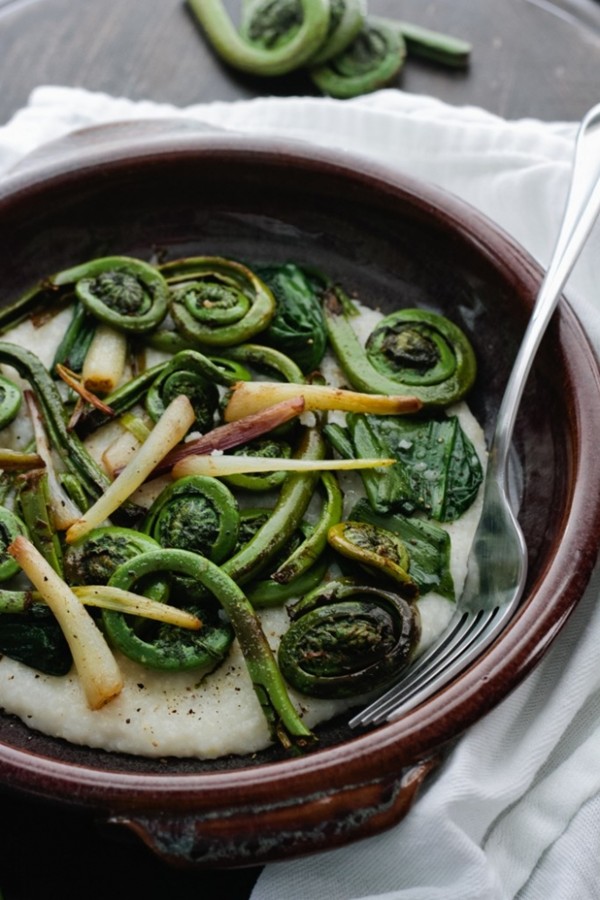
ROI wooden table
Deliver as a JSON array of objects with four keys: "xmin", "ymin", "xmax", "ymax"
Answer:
[
  {"xmin": 1, "ymin": 0, "xmax": 600, "ymax": 123},
  {"xmin": 0, "ymin": 1, "xmax": 600, "ymax": 898}
]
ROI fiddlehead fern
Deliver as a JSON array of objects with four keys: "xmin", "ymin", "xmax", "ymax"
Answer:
[
  {"xmin": 242, "ymin": 471, "xmax": 343, "ymax": 607},
  {"xmin": 63, "ymin": 526, "xmax": 164, "ymax": 586},
  {"xmin": 145, "ymin": 354, "xmax": 220, "ymax": 434},
  {"xmin": 18, "ymin": 471, "xmax": 64, "ymax": 574},
  {"xmin": 310, "ymin": 17, "xmax": 405, "ymax": 98},
  {"xmin": 271, "ymin": 471, "xmax": 342, "ymax": 583},
  {"xmin": 103, "ymin": 547, "xmax": 315, "ymax": 750},
  {"xmin": 278, "ymin": 578, "xmax": 420, "ymax": 698},
  {"xmin": 102, "ymin": 549, "xmax": 234, "ymax": 672},
  {"xmin": 220, "ymin": 342, "xmax": 304, "ymax": 384},
  {"xmin": 236, "ymin": 509, "xmax": 329, "ymax": 607},
  {"xmin": 52, "ymin": 256, "xmax": 169, "ymax": 334},
  {"xmin": 395, "ymin": 19, "xmax": 471, "ymax": 67},
  {"xmin": 349, "ymin": 497, "xmax": 455, "ymax": 600},
  {"xmin": 324, "ymin": 288, "xmax": 476, "ymax": 407},
  {"xmin": 186, "ymin": 0, "xmax": 331, "ymax": 76},
  {"xmin": 0, "ymin": 278, "xmax": 71, "ymax": 336},
  {"xmin": 75, "ymin": 348, "xmax": 235, "ymax": 438},
  {"xmin": 242, "ymin": 0, "xmax": 303, "ymax": 48},
  {"xmin": 187, "ymin": 0, "xmax": 470, "ymax": 95},
  {"xmin": 143, "ymin": 475, "xmax": 240, "ymax": 565},
  {"xmin": 327, "ymin": 520, "xmax": 418, "ymax": 596},
  {"xmin": 309, "ymin": 0, "xmax": 366, "ymax": 64},
  {"xmin": 366, "ymin": 309, "xmax": 477, "ymax": 400},
  {"xmin": 52, "ymin": 303, "xmax": 96, "ymax": 374},
  {"xmin": 162, "ymin": 256, "xmax": 276, "ymax": 348}
]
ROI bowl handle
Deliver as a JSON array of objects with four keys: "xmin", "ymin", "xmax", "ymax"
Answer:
[{"xmin": 107, "ymin": 755, "xmax": 440, "ymax": 867}]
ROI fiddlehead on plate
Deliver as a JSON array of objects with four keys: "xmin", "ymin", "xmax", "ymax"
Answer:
[
  {"xmin": 52, "ymin": 303, "xmax": 96, "ymax": 375},
  {"xmin": 220, "ymin": 342, "xmax": 304, "ymax": 385},
  {"xmin": 309, "ymin": 0, "xmax": 366, "ymax": 64},
  {"xmin": 103, "ymin": 547, "xmax": 315, "ymax": 750},
  {"xmin": 145, "ymin": 352, "xmax": 221, "ymax": 434},
  {"xmin": 236, "ymin": 509, "xmax": 329, "ymax": 607},
  {"xmin": 63, "ymin": 526, "xmax": 164, "ymax": 586},
  {"xmin": 310, "ymin": 16, "xmax": 405, "ymax": 98},
  {"xmin": 324, "ymin": 288, "xmax": 477, "ymax": 407},
  {"xmin": 52, "ymin": 256, "xmax": 169, "ymax": 334},
  {"xmin": 187, "ymin": 0, "xmax": 331, "ymax": 76},
  {"xmin": 143, "ymin": 475, "xmax": 240, "ymax": 565},
  {"xmin": 102, "ymin": 549, "xmax": 234, "ymax": 673},
  {"xmin": 162, "ymin": 256, "xmax": 276, "ymax": 348},
  {"xmin": 327, "ymin": 519, "xmax": 418, "ymax": 597},
  {"xmin": 270, "ymin": 471, "xmax": 342, "ymax": 584},
  {"xmin": 222, "ymin": 424, "xmax": 325, "ymax": 586},
  {"xmin": 365, "ymin": 308, "xmax": 477, "ymax": 402},
  {"xmin": 278, "ymin": 578, "xmax": 420, "ymax": 698}
]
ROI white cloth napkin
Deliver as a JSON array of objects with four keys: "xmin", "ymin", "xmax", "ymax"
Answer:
[{"xmin": 2, "ymin": 85, "xmax": 600, "ymax": 900}]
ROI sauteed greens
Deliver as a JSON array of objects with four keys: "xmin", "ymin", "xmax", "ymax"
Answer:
[{"xmin": 0, "ymin": 252, "xmax": 483, "ymax": 755}]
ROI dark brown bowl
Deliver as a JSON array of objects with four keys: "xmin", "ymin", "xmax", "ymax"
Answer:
[{"xmin": 1, "ymin": 122, "xmax": 599, "ymax": 868}]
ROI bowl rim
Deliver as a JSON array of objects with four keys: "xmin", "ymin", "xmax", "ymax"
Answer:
[{"xmin": 0, "ymin": 126, "xmax": 599, "ymax": 815}]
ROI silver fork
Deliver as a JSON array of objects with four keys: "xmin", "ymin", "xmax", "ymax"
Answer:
[{"xmin": 350, "ymin": 100, "xmax": 600, "ymax": 730}]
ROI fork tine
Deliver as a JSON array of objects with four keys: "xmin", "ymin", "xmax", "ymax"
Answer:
[
  {"xmin": 348, "ymin": 611, "xmax": 471, "ymax": 727},
  {"xmin": 350, "ymin": 602, "xmax": 514, "ymax": 727},
  {"xmin": 348, "ymin": 611, "xmax": 467, "ymax": 727},
  {"xmin": 384, "ymin": 609, "xmax": 500, "ymax": 719},
  {"xmin": 372, "ymin": 615, "xmax": 484, "ymax": 719}
]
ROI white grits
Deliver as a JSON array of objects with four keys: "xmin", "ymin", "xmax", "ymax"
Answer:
[{"xmin": 0, "ymin": 300, "xmax": 486, "ymax": 758}]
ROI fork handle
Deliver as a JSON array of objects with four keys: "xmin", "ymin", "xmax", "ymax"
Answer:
[{"xmin": 491, "ymin": 102, "xmax": 600, "ymax": 485}]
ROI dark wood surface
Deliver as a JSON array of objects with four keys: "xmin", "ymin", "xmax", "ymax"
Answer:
[
  {"xmin": 1, "ymin": 1, "xmax": 600, "ymax": 898},
  {"xmin": 1, "ymin": 0, "xmax": 600, "ymax": 124}
]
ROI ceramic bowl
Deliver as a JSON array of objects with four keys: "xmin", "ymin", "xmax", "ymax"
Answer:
[{"xmin": 1, "ymin": 122, "xmax": 599, "ymax": 867}]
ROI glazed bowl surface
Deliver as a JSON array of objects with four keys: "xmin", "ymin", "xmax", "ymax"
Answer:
[{"xmin": 1, "ymin": 122, "xmax": 599, "ymax": 867}]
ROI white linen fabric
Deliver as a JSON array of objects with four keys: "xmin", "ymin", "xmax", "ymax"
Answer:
[{"xmin": 1, "ymin": 85, "xmax": 600, "ymax": 900}]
